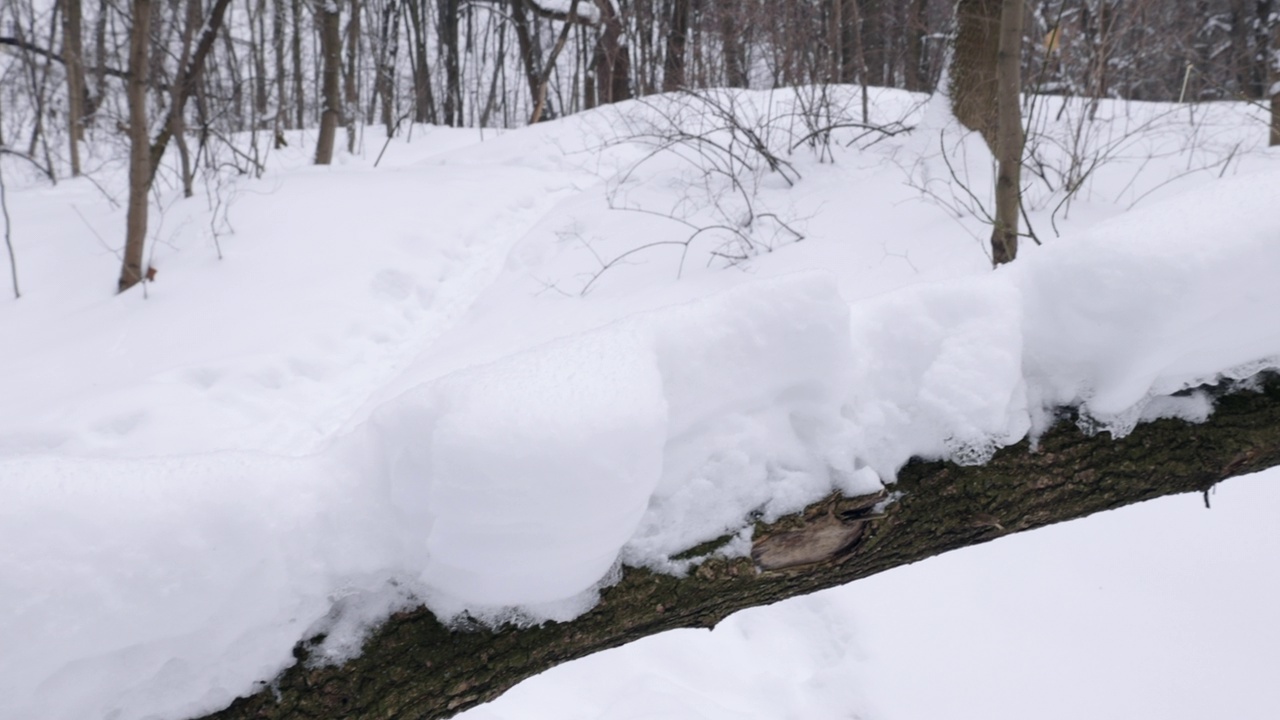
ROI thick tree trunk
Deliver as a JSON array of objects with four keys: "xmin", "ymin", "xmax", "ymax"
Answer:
[
  {"xmin": 950, "ymin": 0, "xmax": 1001, "ymax": 150},
  {"xmin": 194, "ymin": 374, "xmax": 1280, "ymax": 720},
  {"xmin": 990, "ymin": 0, "xmax": 1023, "ymax": 266}
]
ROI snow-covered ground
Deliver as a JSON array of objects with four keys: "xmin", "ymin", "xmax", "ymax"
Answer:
[{"xmin": 1, "ymin": 88, "xmax": 1277, "ymax": 720}]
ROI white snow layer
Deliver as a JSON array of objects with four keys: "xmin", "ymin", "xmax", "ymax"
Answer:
[{"xmin": 2, "ymin": 97, "xmax": 1279, "ymax": 720}]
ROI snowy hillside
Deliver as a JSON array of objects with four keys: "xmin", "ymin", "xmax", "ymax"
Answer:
[{"xmin": 1, "ymin": 88, "xmax": 1278, "ymax": 720}]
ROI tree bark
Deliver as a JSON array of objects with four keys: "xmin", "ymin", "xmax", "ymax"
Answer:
[
  {"xmin": 990, "ymin": 0, "xmax": 1023, "ymax": 266},
  {"xmin": 405, "ymin": 0, "xmax": 437, "ymax": 124},
  {"xmin": 315, "ymin": 0, "xmax": 343, "ymax": 164},
  {"xmin": 118, "ymin": 0, "xmax": 152, "ymax": 293},
  {"xmin": 590, "ymin": 0, "xmax": 632, "ymax": 104},
  {"xmin": 439, "ymin": 0, "xmax": 461, "ymax": 126},
  {"xmin": 1270, "ymin": 3, "xmax": 1279, "ymax": 146},
  {"xmin": 194, "ymin": 374, "xmax": 1280, "ymax": 720},
  {"xmin": 662, "ymin": 0, "xmax": 689, "ymax": 92},
  {"xmin": 950, "ymin": 0, "xmax": 1001, "ymax": 150},
  {"xmin": 60, "ymin": 0, "xmax": 85, "ymax": 177}
]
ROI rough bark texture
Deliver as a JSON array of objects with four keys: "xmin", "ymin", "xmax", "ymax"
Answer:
[
  {"xmin": 1270, "ymin": 6, "xmax": 1279, "ymax": 146},
  {"xmin": 61, "ymin": 0, "xmax": 85, "ymax": 177},
  {"xmin": 118, "ymin": 0, "xmax": 152, "ymax": 294},
  {"xmin": 662, "ymin": 0, "xmax": 690, "ymax": 92},
  {"xmin": 950, "ymin": 0, "xmax": 1001, "ymax": 151},
  {"xmin": 990, "ymin": 0, "xmax": 1023, "ymax": 266},
  {"xmin": 314, "ymin": 0, "xmax": 343, "ymax": 164},
  {"xmin": 195, "ymin": 375, "xmax": 1280, "ymax": 720}
]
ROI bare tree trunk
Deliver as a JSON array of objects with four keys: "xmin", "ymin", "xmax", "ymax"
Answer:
[
  {"xmin": 188, "ymin": 375, "xmax": 1280, "ymax": 720},
  {"xmin": 990, "ymin": 0, "xmax": 1023, "ymax": 266},
  {"xmin": 61, "ymin": 0, "xmax": 86, "ymax": 177},
  {"xmin": 343, "ymin": 0, "xmax": 360, "ymax": 152},
  {"xmin": 292, "ymin": 0, "xmax": 306, "ymax": 129},
  {"xmin": 405, "ymin": 0, "xmax": 437, "ymax": 124},
  {"xmin": 662, "ymin": 0, "xmax": 689, "ymax": 91},
  {"xmin": 530, "ymin": 0, "xmax": 581, "ymax": 123},
  {"xmin": 171, "ymin": 0, "xmax": 200, "ymax": 198},
  {"xmin": 718, "ymin": 0, "xmax": 747, "ymax": 87},
  {"xmin": 273, "ymin": 0, "xmax": 289, "ymax": 131},
  {"xmin": 119, "ymin": 0, "xmax": 153, "ymax": 293},
  {"xmin": 1270, "ymin": 3, "xmax": 1279, "ymax": 146},
  {"xmin": 252, "ymin": 0, "xmax": 270, "ymax": 118},
  {"xmin": 315, "ymin": 0, "xmax": 343, "ymax": 164},
  {"xmin": 376, "ymin": 0, "xmax": 401, "ymax": 134},
  {"xmin": 509, "ymin": 0, "xmax": 543, "ymax": 110},
  {"xmin": 439, "ymin": 0, "xmax": 461, "ymax": 126},
  {"xmin": 587, "ymin": 0, "xmax": 632, "ymax": 104},
  {"xmin": 951, "ymin": 0, "xmax": 1001, "ymax": 150},
  {"xmin": 903, "ymin": 0, "xmax": 925, "ymax": 91},
  {"xmin": 90, "ymin": 0, "xmax": 108, "ymax": 124},
  {"xmin": 830, "ymin": 0, "xmax": 845, "ymax": 84}
]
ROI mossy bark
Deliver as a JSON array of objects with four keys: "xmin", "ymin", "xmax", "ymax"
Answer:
[{"xmin": 198, "ymin": 376, "xmax": 1280, "ymax": 720}]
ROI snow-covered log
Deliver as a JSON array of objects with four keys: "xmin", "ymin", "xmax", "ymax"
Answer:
[{"xmin": 197, "ymin": 375, "xmax": 1280, "ymax": 720}]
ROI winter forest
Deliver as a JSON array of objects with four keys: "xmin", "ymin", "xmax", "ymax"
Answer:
[{"xmin": 2, "ymin": 1, "xmax": 1280, "ymax": 719}]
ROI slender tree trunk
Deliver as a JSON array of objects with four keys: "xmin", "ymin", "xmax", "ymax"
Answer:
[
  {"xmin": 662, "ymin": 0, "xmax": 689, "ymax": 91},
  {"xmin": 343, "ymin": 0, "xmax": 360, "ymax": 152},
  {"xmin": 172, "ymin": 0, "xmax": 200, "ymax": 198},
  {"xmin": 90, "ymin": 0, "xmax": 108, "ymax": 124},
  {"xmin": 292, "ymin": 0, "xmax": 306, "ymax": 129},
  {"xmin": 61, "ymin": 0, "xmax": 85, "ymax": 177},
  {"xmin": 990, "ymin": 0, "xmax": 1023, "ymax": 266},
  {"xmin": 274, "ymin": 0, "xmax": 289, "ymax": 131},
  {"xmin": 315, "ymin": 0, "xmax": 343, "ymax": 163},
  {"xmin": 119, "ymin": 0, "xmax": 153, "ymax": 293},
  {"xmin": 252, "ymin": 0, "xmax": 270, "ymax": 118},
  {"xmin": 376, "ymin": 0, "xmax": 401, "ymax": 134},
  {"xmin": 1270, "ymin": 2, "xmax": 1279, "ymax": 146},
  {"xmin": 439, "ymin": 0, "xmax": 460, "ymax": 126},
  {"xmin": 830, "ymin": 0, "xmax": 845, "ymax": 84}
]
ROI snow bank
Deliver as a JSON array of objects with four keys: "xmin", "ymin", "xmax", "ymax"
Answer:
[
  {"xmin": 360, "ymin": 273, "xmax": 858, "ymax": 603},
  {"xmin": 1017, "ymin": 166, "xmax": 1280, "ymax": 434},
  {"xmin": 3, "ymin": 91, "xmax": 1279, "ymax": 720}
]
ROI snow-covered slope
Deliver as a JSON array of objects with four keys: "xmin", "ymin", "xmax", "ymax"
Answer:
[{"xmin": 1, "ymin": 89, "xmax": 1277, "ymax": 720}]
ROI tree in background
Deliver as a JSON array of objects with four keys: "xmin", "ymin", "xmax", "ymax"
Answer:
[
  {"xmin": 1271, "ymin": 4, "xmax": 1279, "ymax": 145},
  {"xmin": 118, "ymin": 0, "xmax": 152, "ymax": 293},
  {"xmin": 951, "ymin": 0, "xmax": 1025, "ymax": 266}
]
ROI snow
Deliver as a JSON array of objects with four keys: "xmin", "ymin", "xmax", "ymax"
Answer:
[
  {"xmin": 1, "ymin": 88, "xmax": 1279, "ymax": 720},
  {"xmin": 461, "ymin": 468, "xmax": 1280, "ymax": 720}
]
